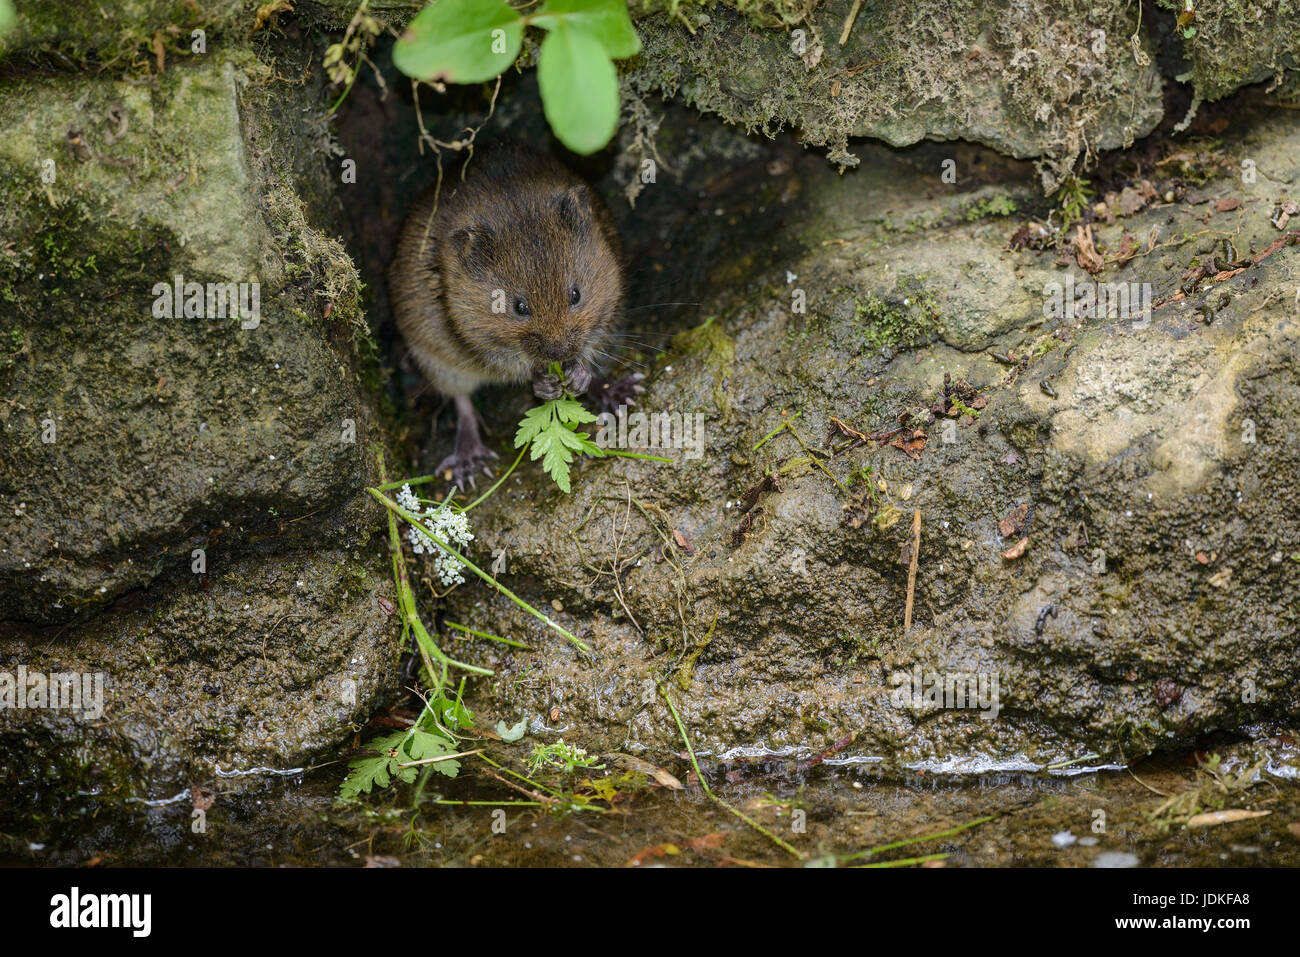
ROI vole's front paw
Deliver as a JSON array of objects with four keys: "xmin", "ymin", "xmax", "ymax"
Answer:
[
  {"xmin": 532, "ymin": 367, "xmax": 563, "ymax": 401},
  {"xmin": 562, "ymin": 360, "xmax": 593, "ymax": 396},
  {"xmin": 588, "ymin": 373, "xmax": 646, "ymax": 414},
  {"xmin": 436, "ymin": 439, "xmax": 498, "ymax": 491}
]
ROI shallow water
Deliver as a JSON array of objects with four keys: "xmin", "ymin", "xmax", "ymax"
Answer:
[{"xmin": 7, "ymin": 736, "xmax": 1297, "ymax": 868}]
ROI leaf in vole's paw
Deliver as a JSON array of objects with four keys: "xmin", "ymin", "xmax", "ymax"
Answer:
[{"xmin": 516, "ymin": 396, "xmax": 605, "ymax": 492}]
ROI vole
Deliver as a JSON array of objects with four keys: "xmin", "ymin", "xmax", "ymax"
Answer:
[{"xmin": 389, "ymin": 143, "xmax": 642, "ymax": 486}]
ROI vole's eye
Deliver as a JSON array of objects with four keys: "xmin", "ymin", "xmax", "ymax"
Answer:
[
  {"xmin": 513, "ymin": 297, "xmax": 530, "ymax": 317},
  {"xmin": 569, "ymin": 285, "xmax": 581, "ymax": 307}
]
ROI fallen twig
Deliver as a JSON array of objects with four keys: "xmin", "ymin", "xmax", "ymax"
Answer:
[{"xmin": 904, "ymin": 509, "xmax": 921, "ymax": 632}]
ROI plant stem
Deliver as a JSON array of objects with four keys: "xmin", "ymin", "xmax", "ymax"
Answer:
[
  {"xmin": 445, "ymin": 620, "xmax": 528, "ymax": 649},
  {"xmin": 839, "ymin": 814, "xmax": 994, "ymax": 863},
  {"xmin": 398, "ymin": 749, "xmax": 484, "ymax": 768},
  {"xmin": 753, "ymin": 411, "xmax": 801, "ymax": 451},
  {"xmin": 430, "ymin": 799, "xmax": 543, "ymax": 807},
  {"xmin": 460, "ymin": 446, "xmax": 527, "ymax": 511},
  {"xmin": 657, "ymin": 682, "xmax": 803, "ymax": 860},
  {"xmin": 855, "ymin": 853, "xmax": 949, "ymax": 868},
  {"xmin": 600, "ymin": 449, "xmax": 674, "ymax": 463},
  {"xmin": 371, "ymin": 487, "xmax": 590, "ymax": 653}
]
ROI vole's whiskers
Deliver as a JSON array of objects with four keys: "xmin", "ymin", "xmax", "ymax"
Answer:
[
  {"xmin": 625, "ymin": 301, "xmax": 701, "ymax": 311},
  {"xmin": 589, "ymin": 348, "xmax": 649, "ymax": 371}
]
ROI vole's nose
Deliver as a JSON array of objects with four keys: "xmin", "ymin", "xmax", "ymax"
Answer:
[{"xmin": 534, "ymin": 337, "xmax": 572, "ymax": 362}]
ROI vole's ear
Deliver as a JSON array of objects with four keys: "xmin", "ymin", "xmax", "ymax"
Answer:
[
  {"xmin": 451, "ymin": 225, "xmax": 496, "ymax": 278},
  {"xmin": 553, "ymin": 185, "xmax": 592, "ymax": 234}
]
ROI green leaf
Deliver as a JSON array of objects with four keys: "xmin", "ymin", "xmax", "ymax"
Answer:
[
  {"xmin": 537, "ymin": 21, "xmax": 619, "ymax": 155},
  {"xmin": 515, "ymin": 396, "xmax": 605, "ymax": 492},
  {"xmin": 553, "ymin": 396, "xmax": 598, "ymax": 426},
  {"xmin": 393, "ymin": 0, "xmax": 523, "ymax": 85},
  {"xmin": 427, "ymin": 694, "xmax": 474, "ymax": 732},
  {"xmin": 407, "ymin": 728, "xmax": 461, "ymax": 777},
  {"xmin": 339, "ymin": 730, "xmax": 407, "ymax": 799},
  {"xmin": 0, "ymin": 0, "xmax": 16, "ymax": 36},
  {"xmin": 340, "ymin": 754, "xmax": 393, "ymax": 799},
  {"xmin": 496, "ymin": 718, "xmax": 528, "ymax": 741},
  {"xmin": 531, "ymin": 0, "xmax": 642, "ymax": 59}
]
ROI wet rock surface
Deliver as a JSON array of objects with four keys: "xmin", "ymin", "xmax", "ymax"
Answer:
[
  {"xmin": 0, "ymin": 0, "xmax": 1297, "ymax": 847},
  {"xmin": 441, "ymin": 108, "xmax": 1300, "ymax": 772},
  {"xmin": 0, "ymin": 39, "xmax": 394, "ymax": 788}
]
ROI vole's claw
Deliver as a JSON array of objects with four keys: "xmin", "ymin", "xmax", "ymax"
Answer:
[
  {"xmin": 436, "ymin": 442, "xmax": 497, "ymax": 491},
  {"xmin": 532, "ymin": 366, "xmax": 563, "ymax": 401},
  {"xmin": 589, "ymin": 372, "xmax": 649, "ymax": 414}
]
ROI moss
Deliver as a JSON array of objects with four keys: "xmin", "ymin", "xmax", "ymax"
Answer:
[
  {"xmin": 1156, "ymin": 0, "xmax": 1300, "ymax": 101},
  {"xmin": 0, "ymin": 52, "xmax": 390, "ymax": 624},
  {"xmin": 669, "ymin": 315, "xmax": 735, "ymax": 415},
  {"xmin": 962, "ymin": 195, "xmax": 1018, "ymax": 222},
  {"xmin": 627, "ymin": 0, "xmax": 1164, "ymax": 188},
  {"xmin": 0, "ymin": 0, "xmax": 247, "ymax": 69},
  {"xmin": 852, "ymin": 276, "xmax": 942, "ymax": 351},
  {"xmin": 629, "ymin": 0, "xmax": 814, "ymax": 29}
]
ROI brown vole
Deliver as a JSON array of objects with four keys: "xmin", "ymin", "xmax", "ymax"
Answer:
[{"xmin": 389, "ymin": 143, "xmax": 641, "ymax": 486}]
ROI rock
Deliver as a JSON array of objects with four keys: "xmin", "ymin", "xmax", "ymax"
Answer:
[
  {"xmin": 1157, "ymin": 0, "xmax": 1300, "ymax": 102},
  {"xmin": 0, "ymin": 41, "xmax": 395, "ymax": 792},
  {"xmin": 0, "ymin": 53, "xmax": 380, "ymax": 623},
  {"xmin": 0, "ymin": 0, "xmax": 245, "ymax": 65},
  {"xmin": 1, "ymin": 546, "xmax": 397, "ymax": 803},
  {"xmin": 283, "ymin": 1, "xmax": 1300, "ymax": 190},
  {"xmin": 438, "ymin": 110, "xmax": 1300, "ymax": 772},
  {"xmin": 627, "ymin": 1, "xmax": 1164, "ymax": 189}
]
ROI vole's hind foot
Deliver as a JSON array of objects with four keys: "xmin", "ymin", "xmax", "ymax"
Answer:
[
  {"xmin": 436, "ymin": 441, "xmax": 498, "ymax": 491},
  {"xmin": 588, "ymin": 373, "xmax": 646, "ymax": 413},
  {"xmin": 438, "ymin": 395, "xmax": 499, "ymax": 490}
]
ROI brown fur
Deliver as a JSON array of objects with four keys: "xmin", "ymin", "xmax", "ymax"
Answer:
[{"xmin": 389, "ymin": 143, "xmax": 625, "ymax": 402}]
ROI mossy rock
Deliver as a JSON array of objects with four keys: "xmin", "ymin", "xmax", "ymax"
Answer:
[
  {"xmin": 1156, "ymin": 0, "xmax": 1300, "ymax": 102},
  {"xmin": 0, "ymin": 544, "xmax": 398, "ymax": 800},
  {"xmin": 438, "ymin": 110, "xmax": 1300, "ymax": 772},
  {"xmin": 0, "ymin": 51, "xmax": 383, "ymax": 623},
  {"xmin": 625, "ymin": 0, "xmax": 1165, "ymax": 190}
]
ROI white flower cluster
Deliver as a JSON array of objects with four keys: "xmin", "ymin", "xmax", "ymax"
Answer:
[{"xmin": 397, "ymin": 483, "xmax": 474, "ymax": 587}]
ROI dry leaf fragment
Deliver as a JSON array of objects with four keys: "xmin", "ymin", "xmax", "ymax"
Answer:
[
  {"xmin": 1075, "ymin": 224, "xmax": 1104, "ymax": 275},
  {"xmin": 190, "ymin": 785, "xmax": 215, "ymax": 812},
  {"xmin": 1001, "ymin": 537, "xmax": 1028, "ymax": 560},
  {"xmin": 1251, "ymin": 230, "xmax": 1300, "ymax": 265},
  {"xmin": 998, "ymin": 503, "xmax": 1029, "ymax": 538},
  {"xmin": 1115, "ymin": 232, "xmax": 1138, "ymax": 264},
  {"xmin": 1213, "ymin": 196, "xmax": 1242, "ymax": 212},
  {"xmin": 609, "ymin": 753, "xmax": 685, "ymax": 790},
  {"xmin": 890, "ymin": 428, "xmax": 927, "ymax": 460},
  {"xmin": 1118, "ymin": 186, "xmax": 1148, "ymax": 217}
]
